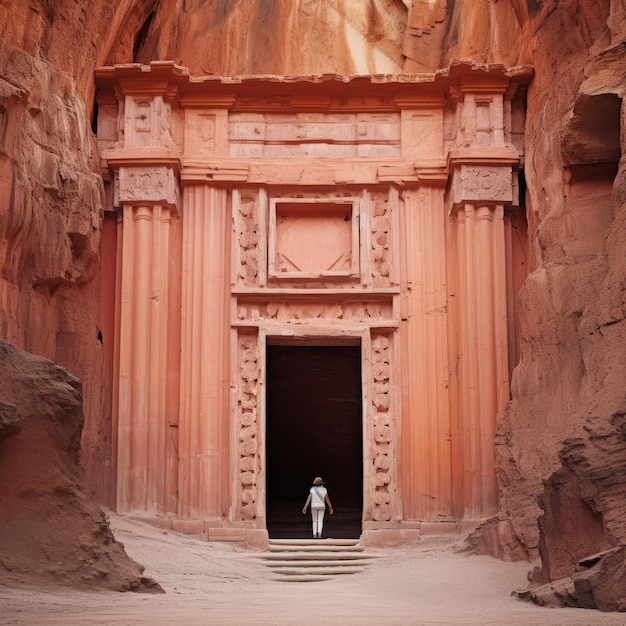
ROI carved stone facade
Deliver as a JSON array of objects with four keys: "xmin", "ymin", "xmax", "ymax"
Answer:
[{"xmin": 96, "ymin": 62, "xmax": 531, "ymax": 546}]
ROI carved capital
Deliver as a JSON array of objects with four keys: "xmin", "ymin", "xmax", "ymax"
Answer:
[
  {"xmin": 448, "ymin": 164, "xmax": 513, "ymax": 210},
  {"xmin": 117, "ymin": 166, "xmax": 180, "ymax": 212}
]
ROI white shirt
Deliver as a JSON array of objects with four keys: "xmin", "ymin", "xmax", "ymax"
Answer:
[{"xmin": 310, "ymin": 486, "xmax": 327, "ymax": 509}]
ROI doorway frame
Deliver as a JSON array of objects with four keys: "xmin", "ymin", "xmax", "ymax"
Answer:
[
  {"xmin": 259, "ymin": 336, "xmax": 366, "ymax": 539},
  {"xmin": 258, "ymin": 326, "xmax": 371, "ymax": 536}
]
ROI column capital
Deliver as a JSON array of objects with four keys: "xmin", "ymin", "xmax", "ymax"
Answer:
[
  {"xmin": 447, "ymin": 162, "xmax": 515, "ymax": 214},
  {"xmin": 116, "ymin": 165, "xmax": 180, "ymax": 214}
]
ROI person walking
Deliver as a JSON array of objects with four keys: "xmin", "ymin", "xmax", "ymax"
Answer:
[{"xmin": 302, "ymin": 476, "xmax": 333, "ymax": 538}]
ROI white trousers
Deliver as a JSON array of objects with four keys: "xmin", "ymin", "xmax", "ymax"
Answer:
[{"xmin": 311, "ymin": 507, "xmax": 325, "ymax": 537}]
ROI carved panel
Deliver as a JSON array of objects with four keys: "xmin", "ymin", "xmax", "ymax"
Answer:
[
  {"xmin": 185, "ymin": 109, "xmax": 228, "ymax": 156},
  {"xmin": 236, "ymin": 190, "xmax": 261, "ymax": 287},
  {"xmin": 448, "ymin": 164, "xmax": 513, "ymax": 207},
  {"xmin": 118, "ymin": 166, "xmax": 180, "ymax": 210},
  {"xmin": 400, "ymin": 110, "xmax": 443, "ymax": 158},
  {"xmin": 268, "ymin": 199, "xmax": 359, "ymax": 280},
  {"xmin": 124, "ymin": 95, "xmax": 177, "ymax": 149},
  {"xmin": 369, "ymin": 332, "xmax": 394, "ymax": 522},
  {"xmin": 237, "ymin": 333, "xmax": 260, "ymax": 521},
  {"xmin": 369, "ymin": 191, "xmax": 393, "ymax": 286}
]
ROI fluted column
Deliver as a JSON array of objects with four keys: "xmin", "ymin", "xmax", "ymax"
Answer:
[
  {"xmin": 399, "ymin": 186, "xmax": 452, "ymax": 521},
  {"xmin": 452, "ymin": 202, "xmax": 509, "ymax": 518},
  {"xmin": 446, "ymin": 74, "xmax": 519, "ymax": 518},
  {"xmin": 116, "ymin": 202, "xmax": 177, "ymax": 514},
  {"xmin": 114, "ymin": 164, "xmax": 180, "ymax": 515},
  {"xmin": 178, "ymin": 184, "xmax": 230, "ymax": 520}
]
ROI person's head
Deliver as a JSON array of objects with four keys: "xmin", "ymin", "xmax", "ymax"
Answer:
[{"xmin": 313, "ymin": 476, "xmax": 323, "ymax": 486}]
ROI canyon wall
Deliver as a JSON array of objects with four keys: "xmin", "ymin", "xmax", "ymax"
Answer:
[
  {"xmin": 490, "ymin": 1, "xmax": 626, "ymax": 609},
  {"xmin": 1, "ymin": 0, "xmax": 625, "ymax": 606}
]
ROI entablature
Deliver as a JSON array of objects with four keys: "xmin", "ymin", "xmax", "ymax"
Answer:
[
  {"xmin": 179, "ymin": 161, "xmax": 449, "ymax": 187},
  {"xmin": 95, "ymin": 61, "xmax": 532, "ymax": 191}
]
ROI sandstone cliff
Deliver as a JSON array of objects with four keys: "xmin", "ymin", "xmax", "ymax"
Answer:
[{"xmin": 0, "ymin": 0, "xmax": 625, "ymax": 609}]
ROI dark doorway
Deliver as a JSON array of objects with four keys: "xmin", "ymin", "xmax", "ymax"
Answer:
[{"xmin": 266, "ymin": 343, "xmax": 363, "ymax": 539}]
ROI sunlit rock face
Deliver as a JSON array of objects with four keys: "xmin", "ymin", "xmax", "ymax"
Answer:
[{"xmin": 0, "ymin": 0, "xmax": 625, "ymax": 607}]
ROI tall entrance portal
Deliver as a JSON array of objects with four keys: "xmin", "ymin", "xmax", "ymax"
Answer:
[
  {"xmin": 96, "ymin": 61, "xmax": 531, "ymax": 547},
  {"xmin": 266, "ymin": 343, "xmax": 363, "ymax": 539}
]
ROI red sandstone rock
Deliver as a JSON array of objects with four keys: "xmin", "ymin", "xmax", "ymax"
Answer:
[
  {"xmin": 484, "ymin": 1, "xmax": 626, "ymax": 611},
  {"xmin": 0, "ymin": 340, "xmax": 162, "ymax": 592}
]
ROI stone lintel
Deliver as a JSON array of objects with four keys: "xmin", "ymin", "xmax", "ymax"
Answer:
[
  {"xmin": 232, "ymin": 320, "xmax": 400, "ymax": 330},
  {"xmin": 180, "ymin": 160, "xmax": 448, "ymax": 187},
  {"xmin": 447, "ymin": 147, "xmax": 520, "ymax": 168},
  {"xmin": 231, "ymin": 287, "xmax": 400, "ymax": 299},
  {"xmin": 106, "ymin": 150, "xmax": 181, "ymax": 173},
  {"xmin": 232, "ymin": 289, "xmax": 399, "ymax": 329}
]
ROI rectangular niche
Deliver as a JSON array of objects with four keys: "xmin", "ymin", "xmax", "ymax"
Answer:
[{"xmin": 268, "ymin": 198, "xmax": 360, "ymax": 280}]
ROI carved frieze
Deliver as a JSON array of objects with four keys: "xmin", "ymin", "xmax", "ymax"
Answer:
[
  {"xmin": 235, "ymin": 300, "xmax": 392, "ymax": 323},
  {"xmin": 229, "ymin": 111, "xmax": 401, "ymax": 160},
  {"xmin": 369, "ymin": 332, "xmax": 394, "ymax": 522},
  {"xmin": 238, "ymin": 333, "xmax": 260, "ymax": 521},
  {"xmin": 236, "ymin": 190, "xmax": 260, "ymax": 287},
  {"xmin": 370, "ymin": 191, "xmax": 393, "ymax": 286}
]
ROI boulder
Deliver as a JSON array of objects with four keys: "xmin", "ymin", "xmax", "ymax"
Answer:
[{"xmin": 0, "ymin": 340, "xmax": 162, "ymax": 592}]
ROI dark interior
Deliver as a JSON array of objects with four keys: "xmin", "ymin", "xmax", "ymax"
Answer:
[{"xmin": 266, "ymin": 343, "xmax": 363, "ymax": 538}]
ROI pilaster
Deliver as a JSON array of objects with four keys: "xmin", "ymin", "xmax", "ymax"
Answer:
[
  {"xmin": 399, "ymin": 186, "xmax": 451, "ymax": 521},
  {"xmin": 445, "ymin": 76, "xmax": 519, "ymax": 519},
  {"xmin": 110, "ymin": 76, "xmax": 182, "ymax": 515},
  {"xmin": 115, "ymin": 183, "xmax": 180, "ymax": 514},
  {"xmin": 178, "ymin": 184, "xmax": 230, "ymax": 519}
]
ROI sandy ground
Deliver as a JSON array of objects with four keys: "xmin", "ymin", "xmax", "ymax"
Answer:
[{"xmin": 1, "ymin": 514, "xmax": 625, "ymax": 626}]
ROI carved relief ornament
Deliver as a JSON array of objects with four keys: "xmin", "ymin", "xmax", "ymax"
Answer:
[
  {"xmin": 447, "ymin": 164, "xmax": 514, "ymax": 211},
  {"xmin": 117, "ymin": 166, "xmax": 180, "ymax": 212}
]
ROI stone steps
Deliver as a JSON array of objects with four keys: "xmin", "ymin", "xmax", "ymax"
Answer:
[{"xmin": 258, "ymin": 538, "xmax": 378, "ymax": 582}]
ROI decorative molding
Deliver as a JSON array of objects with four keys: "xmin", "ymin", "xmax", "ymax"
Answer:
[
  {"xmin": 237, "ymin": 333, "xmax": 260, "ymax": 521},
  {"xmin": 370, "ymin": 191, "xmax": 393, "ymax": 285},
  {"xmin": 235, "ymin": 300, "xmax": 393, "ymax": 323},
  {"xmin": 236, "ymin": 190, "xmax": 260, "ymax": 287},
  {"xmin": 369, "ymin": 332, "xmax": 394, "ymax": 522}
]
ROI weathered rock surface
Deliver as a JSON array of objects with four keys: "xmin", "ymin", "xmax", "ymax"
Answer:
[
  {"xmin": 0, "ymin": 3, "xmax": 117, "ymax": 506},
  {"xmin": 483, "ymin": 0, "xmax": 626, "ymax": 611},
  {"xmin": 0, "ymin": 340, "xmax": 162, "ymax": 592},
  {"xmin": 516, "ymin": 546, "xmax": 626, "ymax": 612}
]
